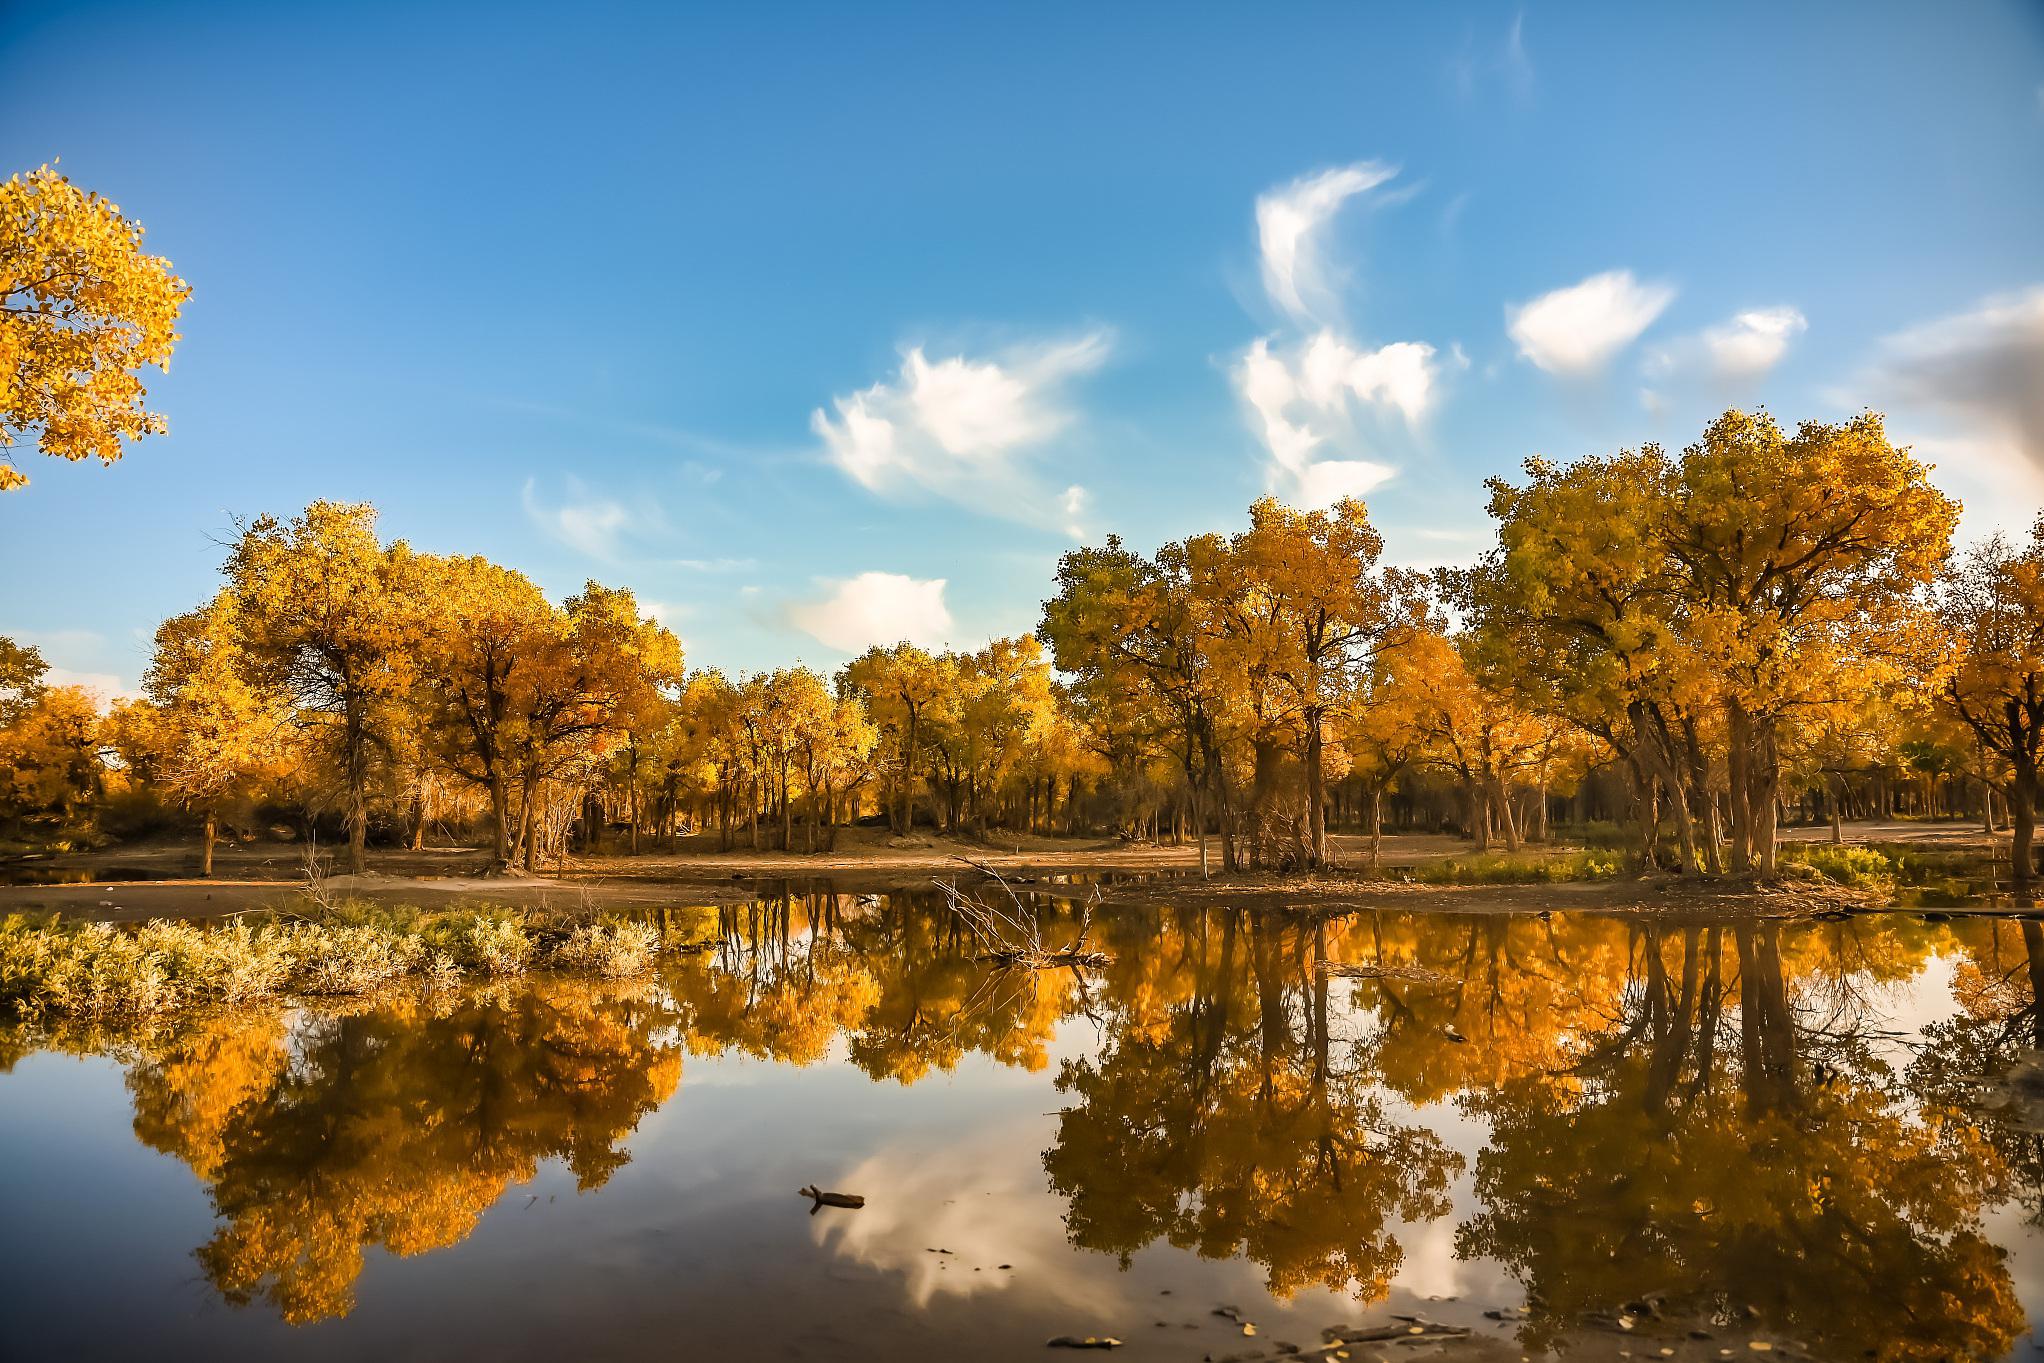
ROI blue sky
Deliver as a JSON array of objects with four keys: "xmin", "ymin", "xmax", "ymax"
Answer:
[{"xmin": 4, "ymin": 0, "xmax": 2042, "ymax": 697}]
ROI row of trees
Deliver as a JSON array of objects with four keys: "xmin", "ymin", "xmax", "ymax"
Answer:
[
  {"xmin": 5, "ymin": 409, "xmax": 2044, "ymax": 883},
  {"xmin": 1042, "ymin": 410, "xmax": 2041, "ymax": 883}
]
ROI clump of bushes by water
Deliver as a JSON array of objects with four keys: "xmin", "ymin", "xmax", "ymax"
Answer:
[
  {"xmin": 0, "ymin": 902, "xmax": 712, "ymax": 1020},
  {"xmin": 1778, "ymin": 844, "xmax": 1897, "ymax": 889},
  {"xmin": 1412, "ymin": 849, "xmax": 1626, "ymax": 885}
]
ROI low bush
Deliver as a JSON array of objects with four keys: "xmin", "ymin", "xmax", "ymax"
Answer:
[
  {"xmin": 0, "ymin": 902, "xmax": 709, "ymax": 1020},
  {"xmin": 1413, "ymin": 849, "xmax": 1625, "ymax": 885},
  {"xmin": 1780, "ymin": 844, "xmax": 1896, "ymax": 889}
]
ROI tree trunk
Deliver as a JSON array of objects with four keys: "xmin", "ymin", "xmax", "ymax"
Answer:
[
  {"xmin": 1369, "ymin": 785, "xmax": 1383, "ymax": 868},
  {"xmin": 1306, "ymin": 711, "xmax": 1328, "ymax": 867},
  {"xmin": 2012, "ymin": 767, "xmax": 2038, "ymax": 895},
  {"xmin": 201, "ymin": 809, "xmax": 217, "ymax": 878},
  {"xmin": 628, "ymin": 738, "xmax": 641, "ymax": 854},
  {"xmin": 1726, "ymin": 702, "xmax": 1753, "ymax": 874}
]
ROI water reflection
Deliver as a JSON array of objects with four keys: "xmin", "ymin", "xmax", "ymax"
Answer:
[{"xmin": 5, "ymin": 892, "xmax": 2044, "ymax": 1359}]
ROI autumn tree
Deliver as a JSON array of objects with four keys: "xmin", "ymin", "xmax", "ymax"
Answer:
[
  {"xmin": 1043, "ymin": 535, "xmax": 1229, "ymax": 872},
  {"xmin": 0, "ymin": 634, "xmax": 49, "ymax": 723},
  {"xmin": 0, "ymin": 683, "xmax": 103, "ymax": 828},
  {"xmin": 120, "ymin": 598, "xmax": 294, "ymax": 875},
  {"xmin": 1475, "ymin": 410, "xmax": 1955, "ymax": 875},
  {"xmin": 1220, "ymin": 497, "xmax": 1422, "ymax": 865},
  {"xmin": 1665, "ymin": 411, "xmax": 1955, "ymax": 873},
  {"xmin": 223, "ymin": 502, "xmax": 417, "ymax": 873},
  {"xmin": 501, "ymin": 583, "xmax": 682, "ymax": 866},
  {"xmin": 1938, "ymin": 524, "xmax": 2044, "ymax": 890},
  {"xmin": 842, "ymin": 643, "xmax": 950, "ymax": 835},
  {"xmin": 409, "ymin": 554, "xmax": 558, "ymax": 866},
  {"xmin": 0, "ymin": 165, "xmax": 190, "ymax": 490}
]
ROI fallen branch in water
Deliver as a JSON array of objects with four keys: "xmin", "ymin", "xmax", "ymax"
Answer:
[
  {"xmin": 935, "ymin": 858, "xmax": 1111, "ymax": 968},
  {"xmin": 798, "ymin": 1185, "xmax": 865, "ymax": 1212}
]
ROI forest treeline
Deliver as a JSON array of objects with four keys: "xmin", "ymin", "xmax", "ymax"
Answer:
[{"xmin": 5, "ymin": 409, "xmax": 2044, "ymax": 884}]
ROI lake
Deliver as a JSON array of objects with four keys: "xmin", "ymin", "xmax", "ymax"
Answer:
[{"xmin": 3, "ymin": 889, "xmax": 2041, "ymax": 1360}]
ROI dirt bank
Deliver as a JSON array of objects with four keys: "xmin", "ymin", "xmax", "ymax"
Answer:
[{"xmin": 0, "ymin": 819, "xmax": 2007, "ymax": 923}]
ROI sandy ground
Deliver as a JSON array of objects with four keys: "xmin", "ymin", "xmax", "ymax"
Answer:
[{"xmin": 0, "ymin": 819, "xmax": 2006, "ymax": 923}]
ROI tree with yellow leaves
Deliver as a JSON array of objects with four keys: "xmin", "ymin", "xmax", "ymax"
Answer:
[
  {"xmin": 0, "ymin": 634, "xmax": 48, "ymax": 723},
  {"xmin": 1938, "ymin": 523, "xmax": 2044, "ymax": 890},
  {"xmin": 222, "ymin": 502, "xmax": 419, "ymax": 873},
  {"xmin": 117, "ymin": 598, "xmax": 295, "ymax": 875},
  {"xmin": 0, "ymin": 165, "xmax": 190, "ymax": 490},
  {"xmin": 1666, "ymin": 411, "xmax": 1955, "ymax": 873},
  {"xmin": 0, "ymin": 683, "xmax": 104, "ymax": 830},
  {"xmin": 1221, "ymin": 497, "xmax": 1424, "ymax": 866},
  {"xmin": 842, "ymin": 642, "xmax": 951, "ymax": 835}
]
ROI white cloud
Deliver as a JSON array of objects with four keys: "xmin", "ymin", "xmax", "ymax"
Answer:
[
  {"xmin": 1643, "ymin": 304, "xmax": 1806, "ymax": 387},
  {"xmin": 1701, "ymin": 306, "xmax": 1807, "ymax": 377},
  {"xmin": 44, "ymin": 669, "xmax": 137, "ymax": 710},
  {"xmin": 786, "ymin": 572, "xmax": 952, "ymax": 654},
  {"xmin": 1256, "ymin": 161, "xmax": 1398, "ymax": 325},
  {"xmin": 522, "ymin": 477, "xmax": 639, "ymax": 560},
  {"xmin": 1507, "ymin": 269, "xmax": 1675, "ymax": 375},
  {"xmin": 1057, "ymin": 484, "xmax": 1088, "ymax": 538},
  {"xmin": 1235, "ymin": 333, "xmax": 1434, "ymax": 508},
  {"xmin": 1236, "ymin": 163, "xmax": 1440, "ymax": 507},
  {"xmin": 813, "ymin": 334, "xmax": 1108, "ymax": 531}
]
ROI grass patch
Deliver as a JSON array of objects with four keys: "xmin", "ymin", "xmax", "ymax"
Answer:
[
  {"xmin": 1412, "ymin": 849, "xmax": 1626, "ymax": 885},
  {"xmin": 0, "ymin": 901, "xmax": 714, "ymax": 1020}
]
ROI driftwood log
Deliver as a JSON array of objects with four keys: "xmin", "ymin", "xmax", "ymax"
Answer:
[{"xmin": 798, "ymin": 1184, "xmax": 865, "ymax": 1212}]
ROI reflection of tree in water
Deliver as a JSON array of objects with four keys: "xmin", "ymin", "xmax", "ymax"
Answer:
[
  {"xmin": 120, "ymin": 981, "xmax": 681, "ymax": 1324},
  {"xmin": 1044, "ymin": 911, "xmax": 1460, "ymax": 1301},
  {"xmin": 667, "ymin": 886, "xmax": 1083, "ymax": 1082},
  {"xmin": 1458, "ymin": 919, "xmax": 2021, "ymax": 1361},
  {"xmin": 8, "ymin": 892, "xmax": 2037, "ymax": 1351},
  {"xmin": 1911, "ymin": 918, "xmax": 2044, "ymax": 1223}
]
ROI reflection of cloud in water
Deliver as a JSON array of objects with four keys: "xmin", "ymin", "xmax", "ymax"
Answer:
[{"xmin": 812, "ymin": 1127, "xmax": 1124, "ymax": 1315}]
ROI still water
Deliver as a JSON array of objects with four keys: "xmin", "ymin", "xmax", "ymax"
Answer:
[{"xmin": 4, "ymin": 891, "xmax": 2043, "ymax": 1361}]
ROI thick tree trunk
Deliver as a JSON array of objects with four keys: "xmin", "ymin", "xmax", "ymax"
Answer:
[
  {"xmin": 1495, "ymin": 773, "xmax": 1521, "ymax": 852},
  {"xmin": 201, "ymin": 810, "xmax": 217, "ymax": 878},
  {"xmin": 1306, "ymin": 712, "xmax": 1328, "ymax": 867},
  {"xmin": 2012, "ymin": 767, "xmax": 2038, "ymax": 894},
  {"xmin": 1726, "ymin": 702, "xmax": 1753, "ymax": 874}
]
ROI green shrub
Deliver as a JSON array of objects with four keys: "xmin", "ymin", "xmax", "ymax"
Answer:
[
  {"xmin": 1414, "ymin": 849, "xmax": 1625, "ymax": 885},
  {"xmin": 1781, "ymin": 844, "xmax": 1895, "ymax": 889}
]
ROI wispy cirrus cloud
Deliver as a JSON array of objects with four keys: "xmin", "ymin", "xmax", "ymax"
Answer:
[
  {"xmin": 1233, "ymin": 162, "xmax": 1442, "ymax": 509},
  {"xmin": 812, "ymin": 333, "xmax": 1109, "ymax": 536},
  {"xmin": 1508, "ymin": 270, "xmax": 1675, "ymax": 376},
  {"xmin": 521, "ymin": 476, "xmax": 653, "ymax": 561},
  {"xmin": 1256, "ymin": 161, "xmax": 1398, "ymax": 326},
  {"xmin": 1450, "ymin": 10, "xmax": 1534, "ymax": 105},
  {"xmin": 1642, "ymin": 306, "xmax": 1807, "ymax": 407},
  {"xmin": 786, "ymin": 571, "xmax": 952, "ymax": 654},
  {"xmin": 1701, "ymin": 306, "xmax": 1808, "ymax": 377}
]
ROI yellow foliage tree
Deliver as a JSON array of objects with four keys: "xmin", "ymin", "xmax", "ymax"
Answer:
[{"xmin": 0, "ymin": 165, "xmax": 189, "ymax": 490}]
